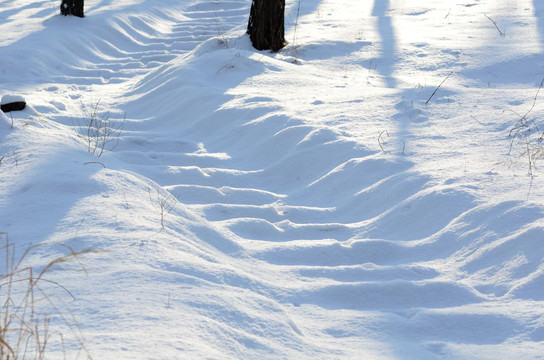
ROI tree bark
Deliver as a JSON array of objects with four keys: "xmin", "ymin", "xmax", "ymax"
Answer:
[
  {"xmin": 247, "ymin": 0, "xmax": 285, "ymax": 52},
  {"xmin": 60, "ymin": 0, "xmax": 84, "ymax": 18}
]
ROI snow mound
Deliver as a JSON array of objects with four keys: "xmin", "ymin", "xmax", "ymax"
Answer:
[{"xmin": 2, "ymin": 0, "xmax": 544, "ymax": 359}]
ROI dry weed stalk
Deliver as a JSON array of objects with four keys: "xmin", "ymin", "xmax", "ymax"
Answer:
[
  {"xmin": 0, "ymin": 233, "xmax": 94, "ymax": 359},
  {"xmin": 75, "ymin": 100, "xmax": 125, "ymax": 158},
  {"xmin": 148, "ymin": 188, "xmax": 177, "ymax": 230},
  {"xmin": 506, "ymin": 78, "xmax": 544, "ymax": 177}
]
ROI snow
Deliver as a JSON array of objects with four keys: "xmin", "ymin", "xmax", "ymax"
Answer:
[
  {"xmin": 0, "ymin": 94, "xmax": 25, "ymax": 105},
  {"xmin": 1, "ymin": 0, "xmax": 544, "ymax": 358}
]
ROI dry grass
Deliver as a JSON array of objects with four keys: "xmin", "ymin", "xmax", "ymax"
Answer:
[
  {"xmin": 0, "ymin": 232, "xmax": 95, "ymax": 359},
  {"xmin": 74, "ymin": 100, "xmax": 125, "ymax": 158},
  {"xmin": 507, "ymin": 78, "xmax": 544, "ymax": 177}
]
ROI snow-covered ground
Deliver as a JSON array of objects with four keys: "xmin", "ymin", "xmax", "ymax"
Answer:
[{"xmin": 2, "ymin": 0, "xmax": 544, "ymax": 358}]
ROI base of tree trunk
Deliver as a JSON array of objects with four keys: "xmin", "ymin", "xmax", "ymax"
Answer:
[
  {"xmin": 60, "ymin": 0, "xmax": 84, "ymax": 18},
  {"xmin": 247, "ymin": 0, "xmax": 285, "ymax": 52}
]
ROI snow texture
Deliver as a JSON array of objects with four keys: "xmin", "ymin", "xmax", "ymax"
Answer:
[
  {"xmin": 0, "ymin": 94, "xmax": 25, "ymax": 105},
  {"xmin": 1, "ymin": 0, "xmax": 544, "ymax": 359}
]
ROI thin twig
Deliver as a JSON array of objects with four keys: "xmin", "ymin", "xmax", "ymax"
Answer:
[
  {"xmin": 485, "ymin": 14, "xmax": 504, "ymax": 36},
  {"xmin": 378, "ymin": 130, "xmax": 389, "ymax": 152},
  {"xmin": 426, "ymin": 71, "xmax": 453, "ymax": 105},
  {"xmin": 0, "ymin": 277, "xmax": 76, "ymax": 299},
  {"xmin": 470, "ymin": 115, "xmax": 483, "ymax": 125},
  {"xmin": 84, "ymin": 161, "xmax": 106, "ymax": 168}
]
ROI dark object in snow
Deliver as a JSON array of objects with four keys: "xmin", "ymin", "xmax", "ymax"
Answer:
[
  {"xmin": 60, "ymin": 0, "xmax": 84, "ymax": 18},
  {"xmin": 1, "ymin": 101, "xmax": 26, "ymax": 113},
  {"xmin": 247, "ymin": 0, "xmax": 285, "ymax": 52},
  {"xmin": 1, "ymin": 95, "xmax": 26, "ymax": 112}
]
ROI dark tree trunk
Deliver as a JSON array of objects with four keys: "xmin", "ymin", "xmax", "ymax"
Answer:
[
  {"xmin": 247, "ymin": 0, "xmax": 285, "ymax": 52},
  {"xmin": 60, "ymin": 0, "xmax": 84, "ymax": 18}
]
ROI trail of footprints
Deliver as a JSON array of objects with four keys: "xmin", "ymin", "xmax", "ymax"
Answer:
[
  {"xmin": 64, "ymin": 0, "xmax": 526, "ymax": 315},
  {"xmin": 50, "ymin": 1, "xmax": 248, "ymax": 83}
]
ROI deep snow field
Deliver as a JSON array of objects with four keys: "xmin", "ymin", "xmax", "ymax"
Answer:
[{"xmin": 2, "ymin": 0, "xmax": 544, "ymax": 358}]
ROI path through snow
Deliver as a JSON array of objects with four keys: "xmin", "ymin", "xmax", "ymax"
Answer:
[{"xmin": 1, "ymin": 0, "xmax": 544, "ymax": 359}]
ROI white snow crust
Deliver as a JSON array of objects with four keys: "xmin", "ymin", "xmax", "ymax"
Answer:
[
  {"xmin": 0, "ymin": 94, "xmax": 25, "ymax": 105},
  {"xmin": 1, "ymin": 0, "xmax": 544, "ymax": 359}
]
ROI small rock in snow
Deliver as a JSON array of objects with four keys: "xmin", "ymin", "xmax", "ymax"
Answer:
[{"xmin": 1, "ymin": 94, "xmax": 26, "ymax": 112}]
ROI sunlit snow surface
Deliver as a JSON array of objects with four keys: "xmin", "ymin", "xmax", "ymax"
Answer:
[{"xmin": 1, "ymin": 0, "xmax": 544, "ymax": 358}]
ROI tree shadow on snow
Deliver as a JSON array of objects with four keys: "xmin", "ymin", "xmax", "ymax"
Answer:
[
  {"xmin": 372, "ymin": 0, "xmax": 397, "ymax": 88},
  {"xmin": 534, "ymin": 0, "xmax": 544, "ymax": 43}
]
